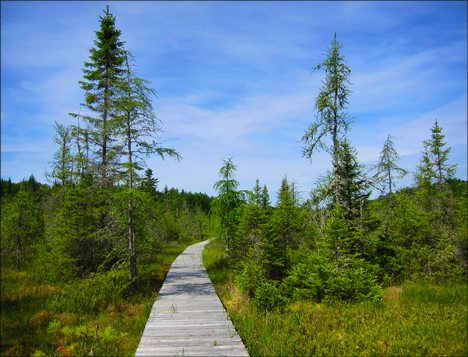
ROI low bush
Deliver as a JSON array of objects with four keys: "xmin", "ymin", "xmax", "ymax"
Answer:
[{"xmin": 281, "ymin": 253, "xmax": 382, "ymax": 304}]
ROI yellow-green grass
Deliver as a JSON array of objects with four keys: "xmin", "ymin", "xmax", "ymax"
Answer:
[
  {"xmin": 203, "ymin": 239, "xmax": 468, "ymax": 357},
  {"xmin": 1, "ymin": 240, "xmax": 195, "ymax": 357}
]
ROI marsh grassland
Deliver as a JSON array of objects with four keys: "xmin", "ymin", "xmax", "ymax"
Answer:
[
  {"xmin": 203, "ymin": 239, "xmax": 468, "ymax": 357},
  {"xmin": 1, "ymin": 241, "xmax": 193, "ymax": 357}
]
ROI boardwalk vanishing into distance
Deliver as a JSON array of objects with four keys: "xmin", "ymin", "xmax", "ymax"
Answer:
[{"xmin": 134, "ymin": 240, "xmax": 249, "ymax": 357}]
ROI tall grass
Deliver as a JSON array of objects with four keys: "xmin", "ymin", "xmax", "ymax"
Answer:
[
  {"xmin": 1, "ymin": 240, "xmax": 194, "ymax": 356},
  {"xmin": 203, "ymin": 239, "xmax": 468, "ymax": 356}
]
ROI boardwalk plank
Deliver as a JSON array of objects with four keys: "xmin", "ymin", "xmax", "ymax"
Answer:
[{"xmin": 134, "ymin": 240, "xmax": 249, "ymax": 357}]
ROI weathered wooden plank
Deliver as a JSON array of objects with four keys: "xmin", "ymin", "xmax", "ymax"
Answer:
[{"xmin": 134, "ymin": 240, "xmax": 249, "ymax": 357}]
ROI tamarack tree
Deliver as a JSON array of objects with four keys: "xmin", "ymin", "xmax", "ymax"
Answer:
[
  {"xmin": 117, "ymin": 50, "xmax": 181, "ymax": 293},
  {"xmin": 301, "ymin": 33, "xmax": 354, "ymax": 207},
  {"xmin": 371, "ymin": 134, "xmax": 408, "ymax": 222}
]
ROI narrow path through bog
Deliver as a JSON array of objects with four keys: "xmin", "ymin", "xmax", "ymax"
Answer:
[{"xmin": 134, "ymin": 239, "xmax": 249, "ymax": 357}]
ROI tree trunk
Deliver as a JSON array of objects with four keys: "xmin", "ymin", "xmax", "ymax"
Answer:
[
  {"xmin": 226, "ymin": 229, "xmax": 229, "ymax": 253},
  {"xmin": 360, "ymin": 196, "xmax": 363, "ymax": 259},
  {"xmin": 127, "ymin": 112, "xmax": 137, "ymax": 294},
  {"xmin": 102, "ymin": 70, "xmax": 109, "ymax": 184}
]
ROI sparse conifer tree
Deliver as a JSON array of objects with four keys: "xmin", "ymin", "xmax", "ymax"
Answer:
[
  {"xmin": 301, "ymin": 33, "xmax": 354, "ymax": 206},
  {"xmin": 46, "ymin": 121, "xmax": 74, "ymax": 186}
]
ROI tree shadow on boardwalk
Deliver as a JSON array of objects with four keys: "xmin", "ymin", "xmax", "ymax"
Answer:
[{"xmin": 158, "ymin": 281, "xmax": 215, "ymax": 296}]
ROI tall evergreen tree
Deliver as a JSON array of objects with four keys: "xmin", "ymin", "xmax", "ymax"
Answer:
[
  {"xmin": 371, "ymin": 134, "xmax": 408, "ymax": 221},
  {"xmin": 415, "ymin": 119, "xmax": 458, "ymax": 229},
  {"xmin": 336, "ymin": 139, "xmax": 371, "ymax": 256},
  {"xmin": 46, "ymin": 121, "xmax": 74, "ymax": 186},
  {"xmin": 337, "ymin": 139, "xmax": 370, "ymax": 221},
  {"xmin": 301, "ymin": 33, "xmax": 354, "ymax": 206},
  {"xmin": 211, "ymin": 158, "xmax": 246, "ymax": 253},
  {"xmin": 419, "ymin": 119, "xmax": 457, "ymax": 185},
  {"xmin": 69, "ymin": 5, "xmax": 126, "ymax": 186},
  {"xmin": 249, "ymin": 178, "xmax": 262, "ymax": 206},
  {"xmin": 140, "ymin": 168, "xmax": 158, "ymax": 195},
  {"xmin": 260, "ymin": 184, "xmax": 271, "ymax": 209},
  {"xmin": 274, "ymin": 177, "xmax": 303, "ymax": 253}
]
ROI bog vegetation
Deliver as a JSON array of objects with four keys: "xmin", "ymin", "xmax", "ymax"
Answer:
[{"xmin": 1, "ymin": 7, "xmax": 467, "ymax": 357}]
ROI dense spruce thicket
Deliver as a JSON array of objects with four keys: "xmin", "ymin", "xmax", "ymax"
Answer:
[{"xmin": 213, "ymin": 138, "xmax": 466, "ymax": 310}]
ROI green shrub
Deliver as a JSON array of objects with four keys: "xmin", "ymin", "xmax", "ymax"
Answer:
[
  {"xmin": 281, "ymin": 253, "xmax": 333, "ymax": 302},
  {"xmin": 346, "ymin": 259, "xmax": 383, "ymax": 303},
  {"xmin": 235, "ymin": 257, "xmax": 267, "ymax": 297},
  {"xmin": 252, "ymin": 281, "xmax": 289, "ymax": 311},
  {"xmin": 282, "ymin": 253, "xmax": 382, "ymax": 304}
]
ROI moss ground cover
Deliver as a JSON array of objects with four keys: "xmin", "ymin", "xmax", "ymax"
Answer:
[
  {"xmin": 1, "ymin": 240, "xmax": 194, "ymax": 357},
  {"xmin": 203, "ymin": 239, "xmax": 467, "ymax": 357}
]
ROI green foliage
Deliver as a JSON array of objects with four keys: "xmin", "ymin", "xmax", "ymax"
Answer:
[
  {"xmin": 204, "ymin": 239, "xmax": 467, "ymax": 357},
  {"xmin": 301, "ymin": 33, "xmax": 354, "ymax": 206},
  {"xmin": 45, "ymin": 121, "xmax": 75, "ymax": 186},
  {"xmin": 282, "ymin": 252, "xmax": 382, "ymax": 304},
  {"xmin": 273, "ymin": 177, "xmax": 304, "ymax": 252},
  {"xmin": 417, "ymin": 119, "xmax": 457, "ymax": 185},
  {"xmin": 1, "ymin": 240, "xmax": 194, "ymax": 356},
  {"xmin": 233, "ymin": 203, "xmax": 272, "ymax": 263},
  {"xmin": 372, "ymin": 133, "xmax": 408, "ymax": 199},
  {"xmin": 337, "ymin": 139, "xmax": 371, "ymax": 223},
  {"xmin": 0, "ymin": 188, "xmax": 43, "ymax": 271},
  {"xmin": 211, "ymin": 157, "xmax": 246, "ymax": 252},
  {"xmin": 140, "ymin": 168, "xmax": 158, "ymax": 195},
  {"xmin": 252, "ymin": 281, "xmax": 289, "ymax": 311},
  {"xmin": 281, "ymin": 252, "xmax": 334, "ymax": 302},
  {"xmin": 235, "ymin": 256, "xmax": 267, "ymax": 299},
  {"xmin": 68, "ymin": 5, "xmax": 127, "ymax": 185}
]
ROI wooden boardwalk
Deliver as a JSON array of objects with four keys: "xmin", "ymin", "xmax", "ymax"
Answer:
[{"xmin": 134, "ymin": 240, "xmax": 249, "ymax": 357}]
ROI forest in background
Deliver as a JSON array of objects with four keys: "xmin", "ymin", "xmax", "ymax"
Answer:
[{"xmin": 1, "ymin": 5, "xmax": 466, "ymax": 357}]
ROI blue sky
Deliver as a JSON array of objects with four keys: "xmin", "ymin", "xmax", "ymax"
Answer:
[{"xmin": 1, "ymin": 1, "xmax": 467, "ymax": 199}]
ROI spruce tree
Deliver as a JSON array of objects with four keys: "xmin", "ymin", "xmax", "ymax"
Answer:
[
  {"xmin": 211, "ymin": 158, "xmax": 246, "ymax": 253},
  {"xmin": 7, "ymin": 177, "xmax": 12, "ymax": 196},
  {"xmin": 260, "ymin": 184, "xmax": 271, "ymax": 209},
  {"xmin": 337, "ymin": 139, "xmax": 370, "ymax": 219},
  {"xmin": 274, "ymin": 177, "xmax": 302, "ymax": 254},
  {"xmin": 336, "ymin": 139, "xmax": 371, "ymax": 256},
  {"xmin": 416, "ymin": 119, "xmax": 458, "ymax": 229},
  {"xmin": 141, "ymin": 168, "xmax": 158, "ymax": 195},
  {"xmin": 69, "ymin": 5, "xmax": 126, "ymax": 185},
  {"xmin": 425, "ymin": 119, "xmax": 457, "ymax": 185},
  {"xmin": 301, "ymin": 33, "xmax": 354, "ymax": 206},
  {"xmin": 249, "ymin": 178, "xmax": 262, "ymax": 206}
]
